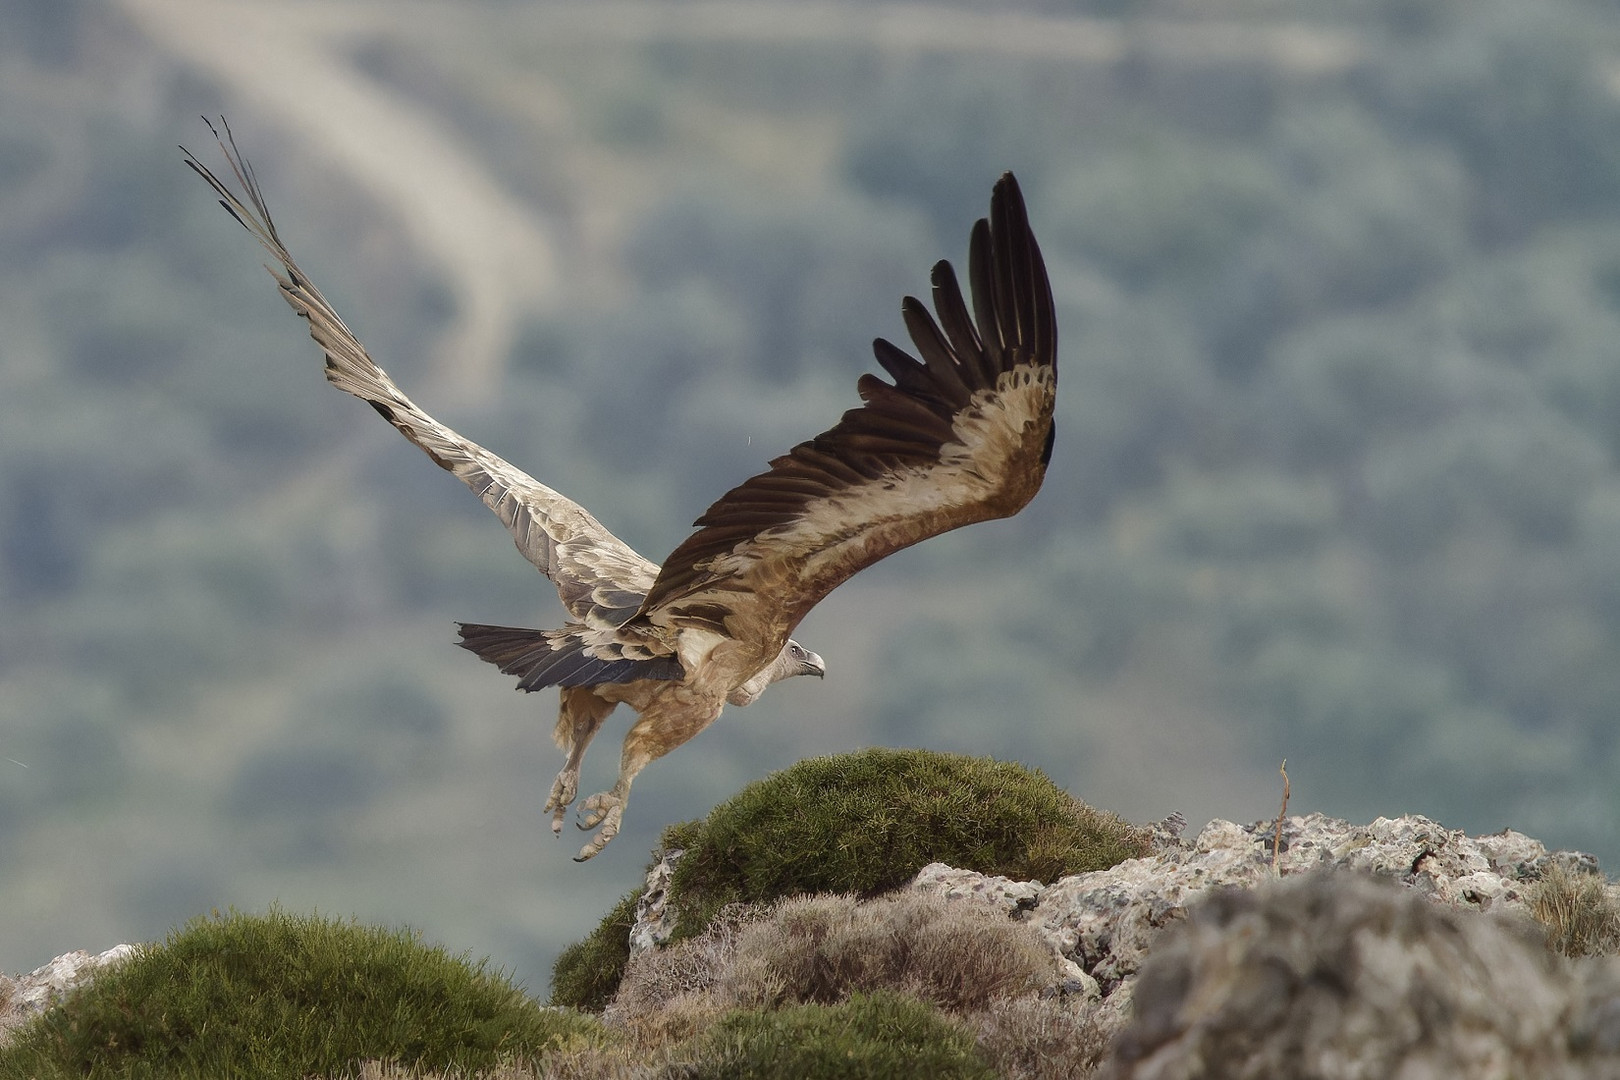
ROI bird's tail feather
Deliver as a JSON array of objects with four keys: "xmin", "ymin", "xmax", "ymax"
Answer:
[{"xmin": 456, "ymin": 622, "xmax": 683, "ymax": 691}]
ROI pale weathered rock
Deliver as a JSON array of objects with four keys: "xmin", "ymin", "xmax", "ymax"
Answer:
[
  {"xmin": 911, "ymin": 861, "xmax": 1044, "ymax": 915},
  {"xmin": 1099, "ymin": 872, "xmax": 1620, "ymax": 1080},
  {"xmin": 907, "ymin": 812, "xmax": 1617, "ymax": 1052},
  {"xmin": 1147, "ymin": 812, "xmax": 1188, "ymax": 852},
  {"xmin": 629, "ymin": 847, "xmax": 686, "ymax": 955},
  {"xmin": 0, "ymin": 944, "xmax": 136, "ymax": 1044}
]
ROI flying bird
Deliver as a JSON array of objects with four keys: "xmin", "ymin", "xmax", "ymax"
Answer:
[{"xmin": 186, "ymin": 121, "xmax": 1057, "ymax": 860}]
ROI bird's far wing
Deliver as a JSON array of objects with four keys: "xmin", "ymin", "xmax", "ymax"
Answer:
[
  {"xmin": 184, "ymin": 120, "xmax": 656, "ymax": 627},
  {"xmin": 632, "ymin": 172, "xmax": 1056, "ymax": 645}
]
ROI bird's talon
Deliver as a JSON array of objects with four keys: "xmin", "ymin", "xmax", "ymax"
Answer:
[
  {"xmin": 572, "ymin": 792, "xmax": 624, "ymax": 859},
  {"xmin": 577, "ymin": 791, "xmax": 615, "ymax": 830}
]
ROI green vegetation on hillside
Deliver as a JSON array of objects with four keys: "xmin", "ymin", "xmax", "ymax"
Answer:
[
  {"xmin": 549, "ymin": 889, "xmax": 645, "ymax": 1014},
  {"xmin": 676, "ymin": 992, "xmax": 998, "ymax": 1080},
  {"xmin": 0, "ymin": 909, "xmax": 599, "ymax": 1079}
]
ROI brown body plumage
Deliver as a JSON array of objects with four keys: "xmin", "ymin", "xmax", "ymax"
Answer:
[{"xmin": 187, "ymin": 120, "xmax": 1056, "ymax": 859}]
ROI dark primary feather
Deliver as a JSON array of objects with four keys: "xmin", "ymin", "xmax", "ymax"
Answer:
[{"xmin": 633, "ymin": 171, "xmax": 1057, "ymax": 636}]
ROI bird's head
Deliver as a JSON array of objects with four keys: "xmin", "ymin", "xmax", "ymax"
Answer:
[
  {"xmin": 785, "ymin": 639, "xmax": 826, "ymax": 679},
  {"xmin": 728, "ymin": 639, "xmax": 825, "ymax": 707}
]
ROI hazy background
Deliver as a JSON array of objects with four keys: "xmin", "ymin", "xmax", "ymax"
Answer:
[{"xmin": 5, "ymin": 0, "xmax": 1620, "ymax": 995}]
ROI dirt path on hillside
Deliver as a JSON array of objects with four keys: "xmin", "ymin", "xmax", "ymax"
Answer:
[
  {"xmin": 117, "ymin": 0, "xmax": 1357, "ymax": 402},
  {"xmin": 117, "ymin": 0, "xmax": 561, "ymax": 403}
]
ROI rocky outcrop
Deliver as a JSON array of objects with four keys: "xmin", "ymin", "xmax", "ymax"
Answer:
[
  {"xmin": 907, "ymin": 811, "xmax": 1616, "ymax": 1038},
  {"xmin": 631, "ymin": 847, "xmax": 686, "ymax": 954},
  {"xmin": 1100, "ymin": 872, "xmax": 1620, "ymax": 1080},
  {"xmin": 0, "ymin": 944, "xmax": 136, "ymax": 1044},
  {"xmin": 611, "ymin": 810, "xmax": 1619, "ymax": 1076},
  {"xmin": 10, "ymin": 812, "xmax": 1619, "ymax": 1077}
]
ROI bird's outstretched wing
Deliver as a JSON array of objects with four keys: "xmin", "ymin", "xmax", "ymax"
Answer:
[
  {"xmin": 184, "ymin": 119, "xmax": 657, "ymax": 629},
  {"xmin": 631, "ymin": 172, "xmax": 1056, "ymax": 646}
]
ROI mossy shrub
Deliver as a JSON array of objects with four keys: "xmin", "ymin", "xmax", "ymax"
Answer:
[
  {"xmin": 0, "ymin": 908, "xmax": 599, "ymax": 1080},
  {"xmin": 549, "ymin": 888, "xmax": 644, "ymax": 1012},
  {"xmin": 661, "ymin": 747, "xmax": 1146, "ymax": 939},
  {"xmin": 678, "ymin": 991, "xmax": 997, "ymax": 1080}
]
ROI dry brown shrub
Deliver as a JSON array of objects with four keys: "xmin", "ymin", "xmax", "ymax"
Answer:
[
  {"xmin": 607, "ymin": 902, "xmax": 769, "ymax": 1022},
  {"xmin": 530, "ymin": 1045, "xmax": 661, "ymax": 1080},
  {"xmin": 611, "ymin": 991, "xmax": 729, "ymax": 1054},
  {"xmin": 597, "ymin": 890, "xmax": 1083, "ymax": 1072},
  {"xmin": 717, "ymin": 890, "xmax": 1060, "ymax": 1012},
  {"xmin": 1530, "ymin": 862, "xmax": 1620, "ymax": 958},
  {"xmin": 965, "ymin": 996, "xmax": 1113, "ymax": 1080},
  {"xmin": 352, "ymin": 1064, "xmax": 410, "ymax": 1079}
]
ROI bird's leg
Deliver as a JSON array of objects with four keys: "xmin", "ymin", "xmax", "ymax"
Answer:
[
  {"xmin": 573, "ymin": 692, "xmax": 725, "ymax": 861},
  {"xmin": 548, "ymin": 688, "xmax": 613, "ymax": 836}
]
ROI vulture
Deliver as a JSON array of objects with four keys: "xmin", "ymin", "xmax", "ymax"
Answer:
[{"xmin": 186, "ymin": 121, "xmax": 1057, "ymax": 861}]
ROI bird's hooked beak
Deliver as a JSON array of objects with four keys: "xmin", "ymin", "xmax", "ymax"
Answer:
[{"xmin": 801, "ymin": 650, "xmax": 826, "ymax": 678}]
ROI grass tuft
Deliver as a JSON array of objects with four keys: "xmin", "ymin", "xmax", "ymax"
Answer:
[
  {"xmin": 548, "ymin": 889, "xmax": 644, "ymax": 1012},
  {"xmin": 675, "ymin": 991, "xmax": 997, "ymax": 1080},
  {"xmin": 0, "ymin": 908, "xmax": 599, "ymax": 1080},
  {"xmin": 1530, "ymin": 862, "xmax": 1620, "ymax": 958},
  {"xmin": 660, "ymin": 747, "xmax": 1147, "ymax": 941}
]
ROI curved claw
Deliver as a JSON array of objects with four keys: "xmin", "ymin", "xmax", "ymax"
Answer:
[
  {"xmin": 543, "ymin": 769, "xmax": 579, "ymax": 838},
  {"xmin": 573, "ymin": 790, "xmax": 625, "ymax": 861},
  {"xmin": 577, "ymin": 790, "xmax": 615, "ymax": 830}
]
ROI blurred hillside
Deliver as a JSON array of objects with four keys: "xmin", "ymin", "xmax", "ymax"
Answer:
[{"xmin": 4, "ymin": 0, "xmax": 1620, "ymax": 993}]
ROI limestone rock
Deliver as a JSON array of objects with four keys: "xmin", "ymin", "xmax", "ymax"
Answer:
[
  {"xmin": 629, "ymin": 847, "xmax": 686, "ymax": 955},
  {"xmin": 1147, "ymin": 811, "xmax": 1188, "ymax": 852},
  {"xmin": 911, "ymin": 861, "xmax": 1044, "ymax": 916},
  {"xmin": 0, "ymin": 944, "xmax": 135, "ymax": 1044},
  {"xmin": 1100, "ymin": 872, "xmax": 1620, "ymax": 1080},
  {"xmin": 908, "ymin": 812, "xmax": 1616, "ymax": 1047}
]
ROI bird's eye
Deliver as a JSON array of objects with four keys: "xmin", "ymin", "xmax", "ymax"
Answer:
[{"xmin": 790, "ymin": 644, "xmax": 803, "ymax": 657}]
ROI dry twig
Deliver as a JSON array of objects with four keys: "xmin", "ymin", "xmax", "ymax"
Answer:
[{"xmin": 1271, "ymin": 760, "xmax": 1290, "ymax": 875}]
